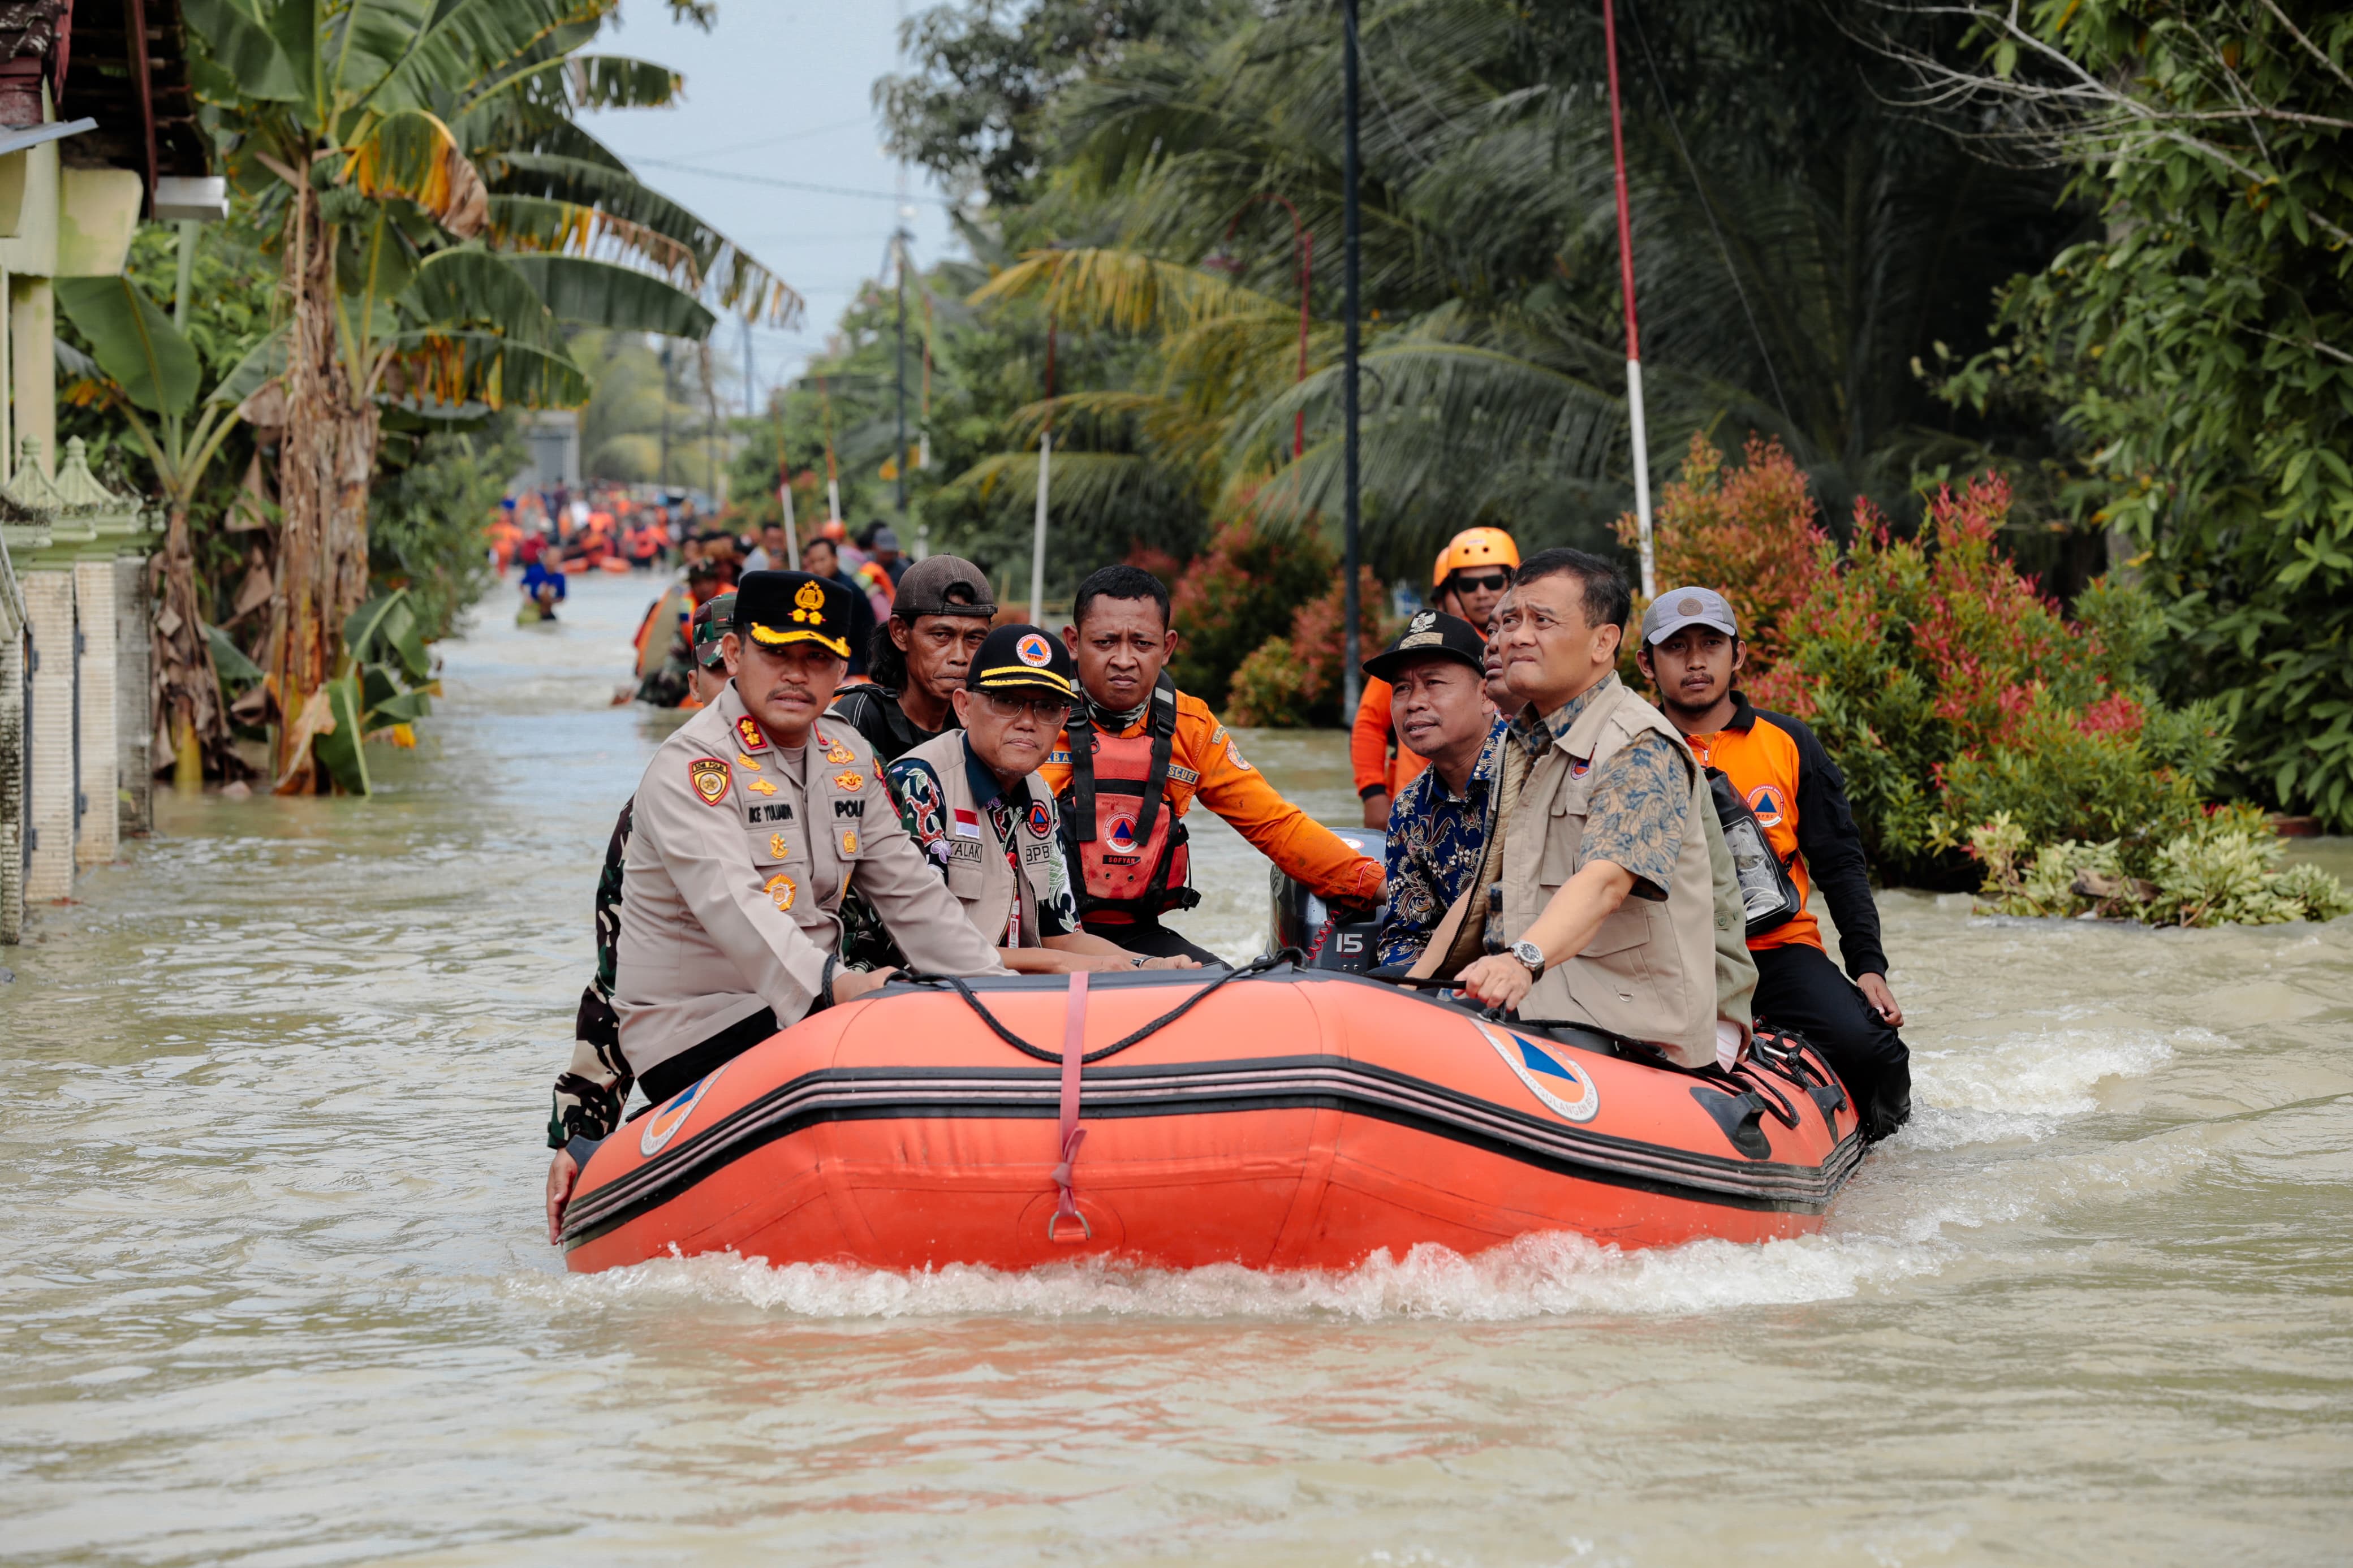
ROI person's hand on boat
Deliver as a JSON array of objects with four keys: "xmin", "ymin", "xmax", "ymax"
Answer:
[
  {"xmin": 545, "ymin": 1148, "xmax": 579, "ymax": 1245},
  {"xmin": 833, "ymin": 965, "xmax": 899, "ymax": 1005},
  {"xmin": 1858, "ymin": 972, "xmax": 1904, "ymax": 1027},
  {"xmin": 1455, "ymin": 953, "xmax": 1535, "ymax": 1012},
  {"xmin": 1132, "ymin": 953, "xmax": 1201, "ymax": 970}
]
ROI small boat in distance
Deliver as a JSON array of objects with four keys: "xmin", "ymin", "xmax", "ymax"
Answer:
[{"xmin": 559, "ymin": 964, "xmax": 1863, "ymax": 1275}]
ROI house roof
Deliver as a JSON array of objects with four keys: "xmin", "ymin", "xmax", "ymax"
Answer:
[{"xmin": 0, "ymin": 0, "xmax": 209, "ymax": 213}]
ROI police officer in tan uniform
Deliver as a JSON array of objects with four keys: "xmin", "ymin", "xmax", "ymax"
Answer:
[
  {"xmin": 885, "ymin": 625, "xmax": 1201, "ymax": 974},
  {"xmin": 544, "ymin": 571, "xmax": 1007, "ymax": 1240}
]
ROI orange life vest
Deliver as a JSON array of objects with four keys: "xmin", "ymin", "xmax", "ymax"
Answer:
[{"xmin": 1059, "ymin": 674, "xmax": 1197, "ymax": 923}]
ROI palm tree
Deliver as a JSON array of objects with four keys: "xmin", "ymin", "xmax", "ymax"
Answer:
[
  {"xmin": 949, "ymin": 0, "xmax": 2076, "ymax": 573},
  {"xmin": 184, "ymin": 0, "xmax": 798, "ymax": 791}
]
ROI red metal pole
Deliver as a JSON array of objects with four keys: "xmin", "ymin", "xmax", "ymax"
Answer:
[{"xmin": 1602, "ymin": 0, "xmax": 1656, "ymax": 596}]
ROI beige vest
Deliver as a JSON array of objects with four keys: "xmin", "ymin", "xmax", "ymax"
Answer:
[
  {"xmin": 900, "ymin": 729, "xmax": 1059, "ymax": 948},
  {"xmin": 1499, "ymin": 676, "xmax": 1727, "ymax": 1066}
]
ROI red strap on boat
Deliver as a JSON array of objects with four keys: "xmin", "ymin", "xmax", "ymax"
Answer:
[{"xmin": 1047, "ymin": 970, "xmax": 1092, "ymax": 1242}]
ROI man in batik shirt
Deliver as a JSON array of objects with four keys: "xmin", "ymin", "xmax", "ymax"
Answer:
[{"xmin": 1365, "ymin": 612, "xmax": 1507, "ymax": 970}]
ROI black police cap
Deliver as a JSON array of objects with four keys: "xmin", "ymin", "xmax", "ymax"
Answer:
[{"xmin": 734, "ymin": 570, "xmax": 855, "ymax": 660}]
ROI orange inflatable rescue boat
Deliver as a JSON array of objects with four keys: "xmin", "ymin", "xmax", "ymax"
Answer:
[{"xmin": 560, "ymin": 962, "xmax": 1863, "ymax": 1273}]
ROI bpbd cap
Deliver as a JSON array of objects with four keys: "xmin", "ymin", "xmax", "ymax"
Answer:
[
  {"xmin": 1640, "ymin": 585, "xmax": 1739, "ymax": 646},
  {"xmin": 734, "ymin": 570, "xmax": 855, "ymax": 659},
  {"xmin": 968, "ymin": 624, "xmax": 1075, "ymax": 698}
]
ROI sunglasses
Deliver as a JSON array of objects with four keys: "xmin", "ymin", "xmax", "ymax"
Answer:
[{"xmin": 1448, "ymin": 571, "xmax": 1512, "ymax": 594}]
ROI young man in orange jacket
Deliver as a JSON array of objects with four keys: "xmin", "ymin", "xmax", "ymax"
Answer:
[
  {"xmin": 1637, "ymin": 586, "xmax": 1913, "ymax": 1140},
  {"xmin": 1042, "ymin": 565, "xmax": 1385, "ymax": 963},
  {"xmin": 1352, "ymin": 527, "xmax": 1518, "ymax": 827}
]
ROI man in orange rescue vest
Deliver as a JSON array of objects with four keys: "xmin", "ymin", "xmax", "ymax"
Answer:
[
  {"xmin": 1042, "ymin": 564, "xmax": 1385, "ymax": 964},
  {"xmin": 1353, "ymin": 526, "xmax": 1518, "ymax": 827},
  {"xmin": 1636, "ymin": 585, "xmax": 1912, "ymax": 1140}
]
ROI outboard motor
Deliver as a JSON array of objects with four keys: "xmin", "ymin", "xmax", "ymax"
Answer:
[{"xmin": 1268, "ymin": 827, "xmax": 1387, "ymax": 972}]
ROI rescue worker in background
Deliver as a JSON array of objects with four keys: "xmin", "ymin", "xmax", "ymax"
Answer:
[
  {"xmin": 829, "ymin": 556, "xmax": 996, "ymax": 762},
  {"xmin": 742, "ymin": 521, "xmax": 789, "ymax": 574},
  {"xmin": 1040, "ymin": 565, "xmax": 1386, "ymax": 964},
  {"xmin": 885, "ymin": 625, "xmax": 1202, "ymax": 975},
  {"xmin": 1449, "ymin": 550, "xmax": 1756, "ymax": 1072},
  {"xmin": 799, "ymin": 535, "xmax": 878, "ymax": 678},
  {"xmin": 634, "ymin": 588, "xmax": 735, "ymax": 709},
  {"xmin": 1363, "ymin": 612, "xmax": 1510, "ymax": 970},
  {"xmin": 1637, "ymin": 586, "xmax": 1912, "ymax": 1139},
  {"xmin": 542, "ymin": 570, "xmax": 1010, "ymax": 1237},
  {"xmin": 1354, "ymin": 527, "xmax": 1519, "ymax": 828}
]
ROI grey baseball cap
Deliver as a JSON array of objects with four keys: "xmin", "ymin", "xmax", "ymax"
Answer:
[
  {"xmin": 1641, "ymin": 585, "xmax": 1739, "ymax": 645},
  {"xmin": 893, "ymin": 554, "xmax": 997, "ymax": 619}
]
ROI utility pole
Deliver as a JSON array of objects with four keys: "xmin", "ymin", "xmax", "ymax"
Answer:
[
  {"xmin": 1341, "ymin": 0, "xmax": 1363, "ymax": 718},
  {"xmin": 658, "ymin": 342, "xmax": 673, "ymax": 491},
  {"xmin": 894, "ymin": 227, "xmax": 909, "ymax": 516}
]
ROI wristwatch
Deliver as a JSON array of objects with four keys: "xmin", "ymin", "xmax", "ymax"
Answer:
[{"xmin": 1507, "ymin": 939, "xmax": 1546, "ymax": 980}]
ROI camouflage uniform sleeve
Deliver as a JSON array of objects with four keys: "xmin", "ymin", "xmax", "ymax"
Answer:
[
  {"xmin": 1578, "ymin": 728, "xmax": 1691, "ymax": 901},
  {"xmin": 1374, "ymin": 773, "xmax": 1443, "ymax": 967},
  {"xmin": 549, "ymin": 801, "xmax": 635, "ymax": 1147}
]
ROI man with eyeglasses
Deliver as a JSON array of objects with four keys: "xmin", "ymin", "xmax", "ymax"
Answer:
[
  {"xmin": 884, "ymin": 625, "xmax": 1203, "ymax": 974},
  {"xmin": 1353, "ymin": 528, "xmax": 1519, "ymax": 828}
]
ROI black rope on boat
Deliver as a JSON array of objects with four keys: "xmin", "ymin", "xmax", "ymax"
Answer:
[{"xmin": 896, "ymin": 953, "xmax": 1294, "ymax": 1065}]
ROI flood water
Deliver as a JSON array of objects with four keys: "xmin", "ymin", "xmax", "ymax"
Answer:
[{"xmin": 5, "ymin": 569, "xmax": 2350, "ymax": 1566}]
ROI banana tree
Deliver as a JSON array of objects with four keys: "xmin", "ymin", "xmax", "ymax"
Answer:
[
  {"xmin": 183, "ymin": 0, "xmax": 797, "ymax": 793},
  {"xmin": 56, "ymin": 274, "xmax": 283, "ymax": 785}
]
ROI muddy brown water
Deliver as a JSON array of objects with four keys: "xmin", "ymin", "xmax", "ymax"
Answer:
[{"xmin": 5, "ymin": 570, "xmax": 2350, "ymax": 1566}]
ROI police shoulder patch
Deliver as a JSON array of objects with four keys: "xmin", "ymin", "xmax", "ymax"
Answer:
[{"xmin": 688, "ymin": 757, "xmax": 731, "ymax": 806}]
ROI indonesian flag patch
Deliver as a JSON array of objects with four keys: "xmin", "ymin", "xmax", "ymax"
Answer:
[{"xmin": 953, "ymin": 807, "xmax": 983, "ymax": 839}]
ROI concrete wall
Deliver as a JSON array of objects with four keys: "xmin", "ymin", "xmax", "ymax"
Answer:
[
  {"xmin": 0, "ymin": 581, "xmax": 23, "ymax": 944},
  {"xmin": 114, "ymin": 555, "xmax": 148, "ymax": 837},
  {"xmin": 19, "ymin": 564, "xmax": 70, "ymax": 901}
]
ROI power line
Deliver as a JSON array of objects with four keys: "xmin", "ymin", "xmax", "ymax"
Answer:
[
  {"xmin": 660, "ymin": 114, "xmax": 874, "ymax": 162},
  {"xmin": 632, "ymin": 158, "xmax": 944, "ymax": 204}
]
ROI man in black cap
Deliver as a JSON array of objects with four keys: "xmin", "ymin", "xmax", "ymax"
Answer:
[
  {"xmin": 883, "ymin": 625, "xmax": 1201, "ymax": 974},
  {"xmin": 1361, "ymin": 612, "xmax": 1509, "ymax": 970},
  {"xmin": 829, "ymin": 554, "xmax": 998, "ymax": 762},
  {"xmin": 546, "ymin": 569, "xmax": 1010, "ymax": 1242}
]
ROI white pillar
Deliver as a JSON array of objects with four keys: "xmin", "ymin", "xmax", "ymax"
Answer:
[
  {"xmin": 114, "ymin": 554, "xmax": 150, "ymax": 836},
  {"xmin": 72, "ymin": 559, "xmax": 115, "ymax": 866},
  {"xmin": 0, "ymin": 588, "xmax": 23, "ymax": 944},
  {"xmin": 10, "ymin": 277, "xmax": 52, "ymax": 477}
]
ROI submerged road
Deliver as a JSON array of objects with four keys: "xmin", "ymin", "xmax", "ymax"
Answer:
[{"xmin": 5, "ymin": 569, "xmax": 2351, "ymax": 1565}]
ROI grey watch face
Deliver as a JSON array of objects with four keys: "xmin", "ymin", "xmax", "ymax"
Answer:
[{"xmin": 1511, "ymin": 940, "xmax": 1543, "ymax": 971}]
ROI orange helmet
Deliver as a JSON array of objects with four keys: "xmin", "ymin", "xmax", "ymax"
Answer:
[
  {"xmin": 1433, "ymin": 526, "xmax": 1519, "ymax": 589},
  {"xmin": 820, "ymin": 517, "xmax": 848, "ymax": 542}
]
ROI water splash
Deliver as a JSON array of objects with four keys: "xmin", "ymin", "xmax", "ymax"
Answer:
[{"xmin": 525, "ymin": 1228, "xmax": 1950, "ymax": 1323}]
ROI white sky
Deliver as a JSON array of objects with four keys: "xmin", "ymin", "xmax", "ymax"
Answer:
[{"xmin": 587, "ymin": 2, "xmax": 964, "ymax": 407}]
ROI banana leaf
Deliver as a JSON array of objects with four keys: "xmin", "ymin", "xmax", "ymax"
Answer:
[
  {"xmin": 313, "ymin": 675, "xmax": 372, "ymax": 796},
  {"xmin": 54, "ymin": 276, "xmax": 200, "ymax": 417},
  {"xmin": 206, "ymin": 624, "xmax": 264, "ymax": 690}
]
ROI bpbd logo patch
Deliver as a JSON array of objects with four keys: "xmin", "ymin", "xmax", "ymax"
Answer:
[
  {"xmin": 1106, "ymin": 814, "xmax": 1139, "ymax": 853},
  {"xmin": 1473, "ymin": 1021, "xmax": 1600, "ymax": 1122},
  {"xmin": 1025, "ymin": 800, "xmax": 1053, "ymax": 838},
  {"xmin": 1747, "ymin": 784, "xmax": 1787, "ymax": 828}
]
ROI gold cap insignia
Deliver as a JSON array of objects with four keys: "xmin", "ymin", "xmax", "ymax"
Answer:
[{"xmin": 791, "ymin": 579, "xmax": 827, "ymax": 624}]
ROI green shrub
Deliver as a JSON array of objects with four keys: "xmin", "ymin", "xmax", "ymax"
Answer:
[{"xmin": 1968, "ymin": 806, "xmax": 2352, "ymax": 928}]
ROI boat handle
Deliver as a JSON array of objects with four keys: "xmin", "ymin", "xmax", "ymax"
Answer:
[{"xmin": 1046, "ymin": 1208, "xmax": 1094, "ymax": 1243}]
